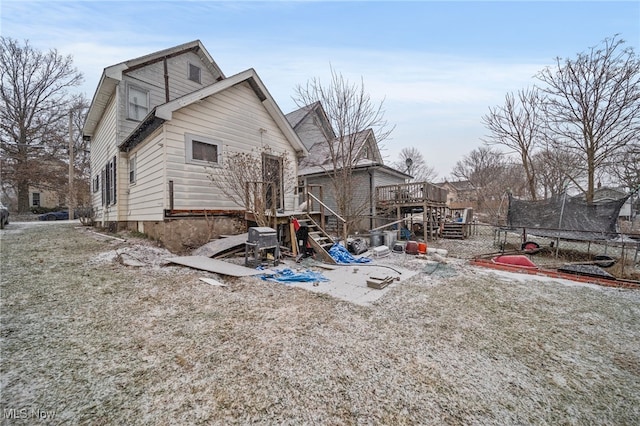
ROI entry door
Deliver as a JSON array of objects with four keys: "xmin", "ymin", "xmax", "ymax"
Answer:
[{"xmin": 262, "ymin": 154, "xmax": 282, "ymax": 210}]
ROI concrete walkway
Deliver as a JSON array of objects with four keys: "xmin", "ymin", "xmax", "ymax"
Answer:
[{"xmin": 266, "ymin": 258, "xmax": 421, "ymax": 306}]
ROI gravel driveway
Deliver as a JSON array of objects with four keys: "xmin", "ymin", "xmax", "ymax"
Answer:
[{"xmin": 1, "ymin": 222, "xmax": 639, "ymax": 424}]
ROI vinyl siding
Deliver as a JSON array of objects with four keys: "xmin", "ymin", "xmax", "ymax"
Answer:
[
  {"xmin": 163, "ymin": 82, "xmax": 298, "ymax": 212},
  {"xmin": 126, "ymin": 129, "xmax": 166, "ymax": 221},
  {"xmin": 117, "ymin": 51, "xmax": 220, "ymax": 146},
  {"xmin": 373, "ymin": 169, "xmax": 405, "ymax": 188},
  {"xmin": 90, "ymin": 94, "xmax": 119, "ymax": 221},
  {"xmin": 305, "ymin": 168, "xmax": 405, "ymax": 216},
  {"xmin": 295, "ymin": 115, "xmax": 331, "ymax": 151}
]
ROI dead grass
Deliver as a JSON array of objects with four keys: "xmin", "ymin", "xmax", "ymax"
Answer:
[{"xmin": 1, "ymin": 223, "xmax": 639, "ymax": 424}]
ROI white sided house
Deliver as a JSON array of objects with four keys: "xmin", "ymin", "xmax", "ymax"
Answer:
[{"xmin": 83, "ymin": 41, "xmax": 307, "ymax": 251}]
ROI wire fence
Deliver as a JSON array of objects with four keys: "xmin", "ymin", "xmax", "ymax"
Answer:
[{"xmin": 466, "ymin": 222, "xmax": 640, "ymax": 278}]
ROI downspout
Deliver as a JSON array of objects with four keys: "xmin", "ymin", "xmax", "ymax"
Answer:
[
  {"xmin": 163, "ymin": 58, "xmax": 170, "ymax": 102},
  {"xmin": 368, "ymin": 168, "xmax": 374, "ymax": 230}
]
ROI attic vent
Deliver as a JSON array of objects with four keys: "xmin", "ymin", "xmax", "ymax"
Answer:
[{"xmin": 188, "ymin": 63, "xmax": 201, "ymax": 84}]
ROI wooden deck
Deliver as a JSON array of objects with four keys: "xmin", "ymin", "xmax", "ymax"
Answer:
[
  {"xmin": 376, "ymin": 182, "xmax": 447, "ymax": 207},
  {"xmin": 375, "ymin": 182, "xmax": 448, "ymax": 240}
]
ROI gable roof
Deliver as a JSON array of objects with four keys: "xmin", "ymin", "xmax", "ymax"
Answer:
[
  {"xmin": 120, "ymin": 68, "xmax": 308, "ymax": 156},
  {"xmin": 285, "ymin": 103, "xmax": 316, "ymax": 129},
  {"xmin": 299, "ymin": 158, "xmax": 410, "ymax": 179},
  {"xmin": 83, "ymin": 40, "xmax": 224, "ymax": 138},
  {"xmin": 285, "ymin": 102, "xmax": 331, "ymax": 132},
  {"xmin": 300, "ymin": 128, "xmax": 381, "ymax": 169},
  {"xmin": 285, "ymin": 102, "xmax": 336, "ymax": 145}
]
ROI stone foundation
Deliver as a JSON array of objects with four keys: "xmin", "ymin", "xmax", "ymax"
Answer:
[{"xmin": 123, "ymin": 216, "xmax": 246, "ymax": 253}]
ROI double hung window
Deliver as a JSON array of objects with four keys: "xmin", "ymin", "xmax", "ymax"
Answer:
[{"xmin": 127, "ymin": 85, "xmax": 149, "ymax": 121}]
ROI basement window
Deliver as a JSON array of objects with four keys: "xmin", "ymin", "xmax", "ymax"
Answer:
[{"xmin": 185, "ymin": 133, "xmax": 220, "ymax": 165}]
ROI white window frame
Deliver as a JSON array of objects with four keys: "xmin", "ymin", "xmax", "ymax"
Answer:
[
  {"xmin": 188, "ymin": 63, "xmax": 202, "ymax": 84},
  {"xmin": 93, "ymin": 175, "xmax": 100, "ymax": 193},
  {"xmin": 185, "ymin": 133, "xmax": 221, "ymax": 166},
  {"xmin": 129, "ymin": 155, "xmax": 136, "ymax": 185},
  {"xmin": 127, "ymin": 84, "xmax": 149, "ymax": 121}
]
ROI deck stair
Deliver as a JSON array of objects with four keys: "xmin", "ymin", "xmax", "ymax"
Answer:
[
  {"xmin": 442, "ymin": 222, "xmax": 465, "ymax": 239},
  {"xmin": 295, "ymin": 214, "xmax": 337, "ymax": 264}
]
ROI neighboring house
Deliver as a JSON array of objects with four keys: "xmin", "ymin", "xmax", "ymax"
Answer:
[
  {"xmin": 583, "ymin": 187, "xmax": 636, "ymax": 220},
  {"xmin": 439, "ymin": 180, "xmax": 478, "ymax": 211},
  {"xmin": 83, "ymin": 40, "xmax": 307, "ymax": 252},
  {"xmin": 28, "ymin": 157, "xmax": 80, "ymax": 210},
  {"xmin": 29, "ymin": 187, "xmax": 61, "ymax": 209},
  {"xmin": 285, "ymin": 102, "xmax": 335, "ymax": 152},
  {"xmin": 286, "ymin": 103, "xmax": 410, "ymax": 232}
]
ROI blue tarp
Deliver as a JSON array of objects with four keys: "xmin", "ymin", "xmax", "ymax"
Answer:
[
  {"xmin": 328, "ymin": 243, "xmax": 372, "ymax": 264},
  {"xmin": 260, "ymin": 268, "xmax": 330, "ymax": 283}
]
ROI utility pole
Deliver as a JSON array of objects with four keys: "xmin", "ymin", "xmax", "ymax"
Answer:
[{"xmin": 68, "ymin": 111, "xmax": 75, "ymax": 220}]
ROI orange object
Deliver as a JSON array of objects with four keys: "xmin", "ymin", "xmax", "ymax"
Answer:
[{"xmin": 417, "ymin": 242, "xmax": 427, "ymax": 254}]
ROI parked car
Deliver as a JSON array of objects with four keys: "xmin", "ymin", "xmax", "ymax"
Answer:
[
  {"xmin": 38, "ymin": 210, "xmax": 69, "ymax": 221},
  {"xmin": 0, "ymin": 203, "xmax": 9, "ymax": 229}
]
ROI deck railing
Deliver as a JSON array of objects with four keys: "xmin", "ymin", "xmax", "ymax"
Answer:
[{"xmin": 376, "ymin": 182, "xmax": 448, "ymax": 205}]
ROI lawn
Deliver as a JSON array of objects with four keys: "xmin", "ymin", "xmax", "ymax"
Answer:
[{"xmin": 1, "ymin": 222, "xmax": 639, "ymax": 424}]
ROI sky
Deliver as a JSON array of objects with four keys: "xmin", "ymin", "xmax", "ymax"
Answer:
[{"xmin": 2, "ymin": 0, "xmax": 639, "ymax": 179}]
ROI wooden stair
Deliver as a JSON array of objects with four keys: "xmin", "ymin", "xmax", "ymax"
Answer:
[
  {"xmin": 442, "ymin": 222, "xmax": 465, "ymax": 239},
  {"xmin": 295, "ymin": 214, "xmax": 337, "ymax": 264}
]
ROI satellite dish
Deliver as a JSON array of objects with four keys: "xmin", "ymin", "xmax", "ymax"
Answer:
[{"xmin": 405, "ymin": 157, "xmax": 413, "ymax": 172}]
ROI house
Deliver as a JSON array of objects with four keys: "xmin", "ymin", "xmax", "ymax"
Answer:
[
  {"xmin": 83, "ymin": 41, "xmax": 307, "ymax": 252},
  {"xmin": 29, "ymin": 158, "xmax": 83, "ymax": 211},
  {"xmin": 286, "ymin": 103, "xmax": 410, "ymax": 232},
  {"xmin": 583, "ymin": 187, "xmax": 636, "ymax": 220},
  {"xmin": 29, "ymin": 186, "xmax": 61, "ymax": 210},
  {"xmin": 439, "ymin": 180, "xmax": 478, "ymax": 211}
]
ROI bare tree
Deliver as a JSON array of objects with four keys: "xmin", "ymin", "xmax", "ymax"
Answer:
[
  {"xmin": 536, "ymin": 35, "xmax": 640, "ymax": 202},
  {"xmin": 451, "ymin": 146, "xmax": 508, "ymax": 217},
  {"xmin": 392, "ymin": 146, "xmax": 437, "ymax": 182},
  {"xmin": 0, "ymin": 37, "xmax": 83, "ymax": 212},
  {"xmin": 207, "ymin": 146, "xmax": 296, "ymax": 228},
  {"xmin": 293, "ymin": 67, "xmax": 393, "ymax": 234},
  {"xmin": 70, "ymin": 97, "xmax": 91, "ymax": 206},
  {"xmin": 607, "ymin": 142, "xmax": 640, "ymax": 191},
  {"xmin": 482, "ymin": 87, "xmax": 543, "ymax": 200},
  {"xmin": 532, "ymin": 146, "xmax": 583, "ymax": 198}
]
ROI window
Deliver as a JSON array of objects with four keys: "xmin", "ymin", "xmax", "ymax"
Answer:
[
  {"xmin": 129, "ymin": 155, "xmax": 136, "ymax": 184},
  {"xmin": 103, "ymin": 156, "xmax": 117, "ymax": 206},
  {"xmin": 32, "ymin": 192, "xmax": 41, "ymax": 207},
  {"xmin": 127, "ymin": 85, "xmax": 149, "ymax": 121},
  {"xmin": 185, "ymin": 134, "xmax": 220, "ymax": 165},
  {"xmin": 93, "ymin": 175, "xmax": 100, "ymax": 193},
  {"xmin": 188, "ymin": 63, "xmax": 201, "ymax": 84},
  {"xmin": 361, "ymin": 146, "xmax": 369, "ymax": 160}
]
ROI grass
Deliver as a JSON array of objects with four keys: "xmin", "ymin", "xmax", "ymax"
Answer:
[{"xmin": 1, "ymin": 223, "xmax": 639, "ymax": 424}]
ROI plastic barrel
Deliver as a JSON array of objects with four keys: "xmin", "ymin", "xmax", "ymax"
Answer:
[{"xmin": 370, "ymin": 230, "xmax": 383, "ymax": 247}]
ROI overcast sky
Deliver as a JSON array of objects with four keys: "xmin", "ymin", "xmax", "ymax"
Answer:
[{"xmin": 2, "ymin": 0, "xmax": 639, "ymax": 179}]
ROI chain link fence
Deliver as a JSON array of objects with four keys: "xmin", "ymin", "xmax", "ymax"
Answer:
[{"xmin": 463, "ymin": 221, "xmax": 640, "ymax": 280}]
